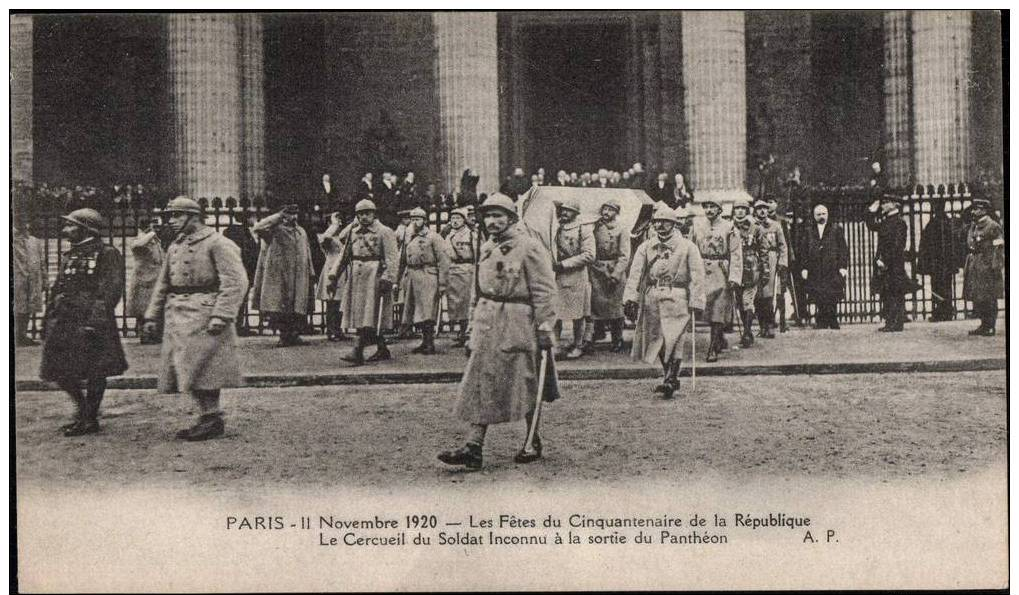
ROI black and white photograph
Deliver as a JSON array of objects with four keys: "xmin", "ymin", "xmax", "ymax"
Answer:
[{"xmin": 10, "ymin": 8, "xmax": 1007, "ymax": 592}]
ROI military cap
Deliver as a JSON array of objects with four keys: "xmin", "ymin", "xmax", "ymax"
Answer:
[
  {"xmin": 61, "ymin": 208, "xmax": 107, "ymax": 236},
  {"xmin": 409, "ymin": 207, "xmax": 427, "ymax": 218},
  {"xmin": 282, "ymin": 203, "xmax": 300, "ymax": 214},
  {"xmin": 163, "ymin": 196, "xmax": 203, "ymax": 215},
  {"xmin": 398, "ymin": 208, "xmax": 413, "ymax": 217},
  {"xmin": 971, "ymin": 198, "xmax": 992, "ymax": 209},
  {"xmin": 450, "ymin": 207, "xmax": 470, "ymax": 219},
  {"xmin": 355, "ymin": 199, "xmax": 377, "ymax": 213},
  {"xmin": 732, "ymin": 198, "xmax": 752, "ymax": 211},
  {"xmin": 651, "ymin": 203, "xmax": 679, "ymax": 223},
  {"xmin": 477, "ymin": 193, "xmax": 517, "ymax": 218},
  {"xmin": 556, "ymin": 198, "xmax": 582, "ymax": 214},
  {"xmin": 601, "ymin": 197, "xmax": 622, "ymax": 212},
  {"xmin": 880, "ymin": 193, "xmax": 903, "ymax": 204},
  {"xmin": 753, "ymin": 199, "xmax": 770, "ymax": 209}
]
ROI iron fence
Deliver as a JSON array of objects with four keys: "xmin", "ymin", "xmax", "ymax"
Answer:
[{"xmin": 21, "ymin": 185, "xmax": 1003, "ymax": 338}]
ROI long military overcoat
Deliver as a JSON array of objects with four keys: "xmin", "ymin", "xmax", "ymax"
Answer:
[
  {"xmin": 14, "ymin": 230, "xmax": 47, "ymax": 316},
  {"xmin": 444, "ymin": 225, "xmax": 477, "ymax": 321},
  {"xmin": 589, "ymin": 219, "xmax": 630, "ymax": 320},
  {"xmin": 554, "ymin": 220, "xmax": 596, "ymax": 320},
  {"xmin": 401, "ymin": 225, "xmax": 450, "ymax": 325},
  {"xmin": 691, "ymin": 217, "xmax": 743, "ymax": 324},
  {"xmin": 962, "ymin": 216, "xmax": 1004, "ymax": 303},
  {"xmin": 338, "ymin": 220, "xmax": 399, "ymax": 329},
  {"xmin": 127, "ymin": 230, "xmax": 165, "ymax": 318},
  {"xmin": 251, "ymin": 213, "xmax": 313, "ymax": 315}
]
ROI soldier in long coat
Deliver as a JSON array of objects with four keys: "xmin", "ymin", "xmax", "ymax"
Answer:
[
  {"xmin": 917, "ymin": 197, "xmax": 964, "ymax": 322},
  {"xmin": 962, "ymin": 198, "xmax": 1004, "ymax": 336},
  {"xmin": 753, "ymin": 199, "xmax": 788, "ymax": 338},
  {"xmin": 400, "ymin": 207, "xmax": 451, "ymax": 354},
  {"xmin": 800, "ymin": 204, "xmax": 848, "ymax": 329},
  {"xmin": 438, "ymin": 194, "xmax": 557, "ymax": 470},
  {"xmin": 336, "ymin": 199, "xmax": 399, "ymax": 365},
  {"xmin": 866, "ymin": 195, "xmax": 913, "ymax": 332},
  {"xmin": 13, "ymin": 214, "xmax": 47, "ymax": 346},
  {"xmin": 732, "ymin": 199, "xmax": 770, "ymax": 347},
  {"xmin": 317, "ymin": 212, "xmax": 347, "ymax": 341},
  {"xmin": 128, "ymin": 218, "xmax": 165, "ymax": 344},
  {"xmin": 444, "ymin": 207, "xmax": 477, "ymax": 347},
  {"xmin": 553, "ymin": 198, "xmax": 596, "ymax": 359},
  {"xmin": 588, "ymin": 198, "xmax": 630, "ymax": 352},
  {"xmin": 144, "ymin": 197, "xmax": 248, "ymax": 441},
  {"xmin": 251, "ymin": 205, "xmax": 314, "ymax": 346},
  {"xmin": 40, "ymin": 208, "xmax": 127, "ymax": 436},
  {"xmin": 623, "ymin": 204, "xmax": 706, "ymax": 399},
  {"xmin": 690, "ymin": 198, "xmax": 743, "ymax": 362},
  {"xmin": 221, "ymin": 210, "xmax": 260, "ymax": 336}
]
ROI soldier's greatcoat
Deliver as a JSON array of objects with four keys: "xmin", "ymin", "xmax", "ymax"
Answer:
[
  {"xmin": 963, "ymin": 215, "xmax": 1005, "ymax": 303},
  {"xmin": 624, "ymin": 232, "xmax": 706, "ymax": 365},
  {"xmin": 317, "ymin": 221, "xmax": 346, "ymax": 301},
  {"xmin": 40, "ymin": 238, "xmax": 128, "ymax": 381},
  {"xmin": 589, "ymin": 219, "xmax": 630, "ymax": 320},
  {"xmin": 444, "ymin": 225, "xmax": 477, "ymax": 321},
  {"xmin": 734, "ymin": 218, "xmax": 770, "ymax": 309},
  {"xmin": 554, "ymin": 220, "xmax": 596, "ymax": 320},
  {"xmin": 456, "ymin": 226, "xmax": 557, "ymax": 425},
  {"xmin": 401, "ymin": 225, "xmax": 450, "ymax": 324},
  {"xmin": 691, "ymin": 217, "xmax": 743, "ymax": 323},
  {"xmin": 127, "ymin": 230, "xmax": 165, "ymax": 318},
  {"xmin": 251, "ymin": 214, "xmax": 313, "ymax": 315},
  {"xmin": 757, "ymin": 217, "xmax": 789, "ymax": 299},
  {"xmin": 338, "ymin": 220, "xmax": 399, "ymax": 329},
  {"xmin": 13, "ymin": 230, "xmax": 47, "ymax": 316},
  {"xmin": 145, "ymin": 227, "xmax": 248, "ymax": 393}
]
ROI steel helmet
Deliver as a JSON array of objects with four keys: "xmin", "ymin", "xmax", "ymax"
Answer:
[
  {"xmin": 355, "ymin": 199, "xmax": 377, "ymax": 213},
  {"xmin": 61, "ymin": 208, "xmax": 107, "ymax": 236},
  {"xmin": 556, "ymin": 198, "xmax": 581, "ymax": 214},
  {"xmin": 651, "ymin": 203, "xmax": 679, "ymax": 224},
  {"xmin": 163, "ymin": 196, "xmax": 203, "ymax": 215},
  {"xmin": 409, "ymin": 207, "xmax": 427, "ymax": 219},
  {"xmin": 601, "ymin": 197, "xmax": 622, "ymax": 212},
  {"xmin": 450, "ymin": 207, "xmax": 470, "ymax": 219},
  {"xmin": 477, "ymin": 193, "xmax": 518, "ymax": 218}
]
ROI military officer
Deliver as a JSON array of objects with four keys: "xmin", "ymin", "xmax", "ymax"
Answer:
[
  {"xmin": 553, "ymin": 198, "xmax": 596, "ymax": 359},
  {"xmin": 251, "ymin": 204, "xmax": 314, "ymax": 346},
  {"xmin": 963, "ymin": 198, "xmax": 1004, "ymax": 336},
  {"xmin": 438, "ymin": 193, "xmax": 557, "ymax": 470},
  {"xmin": 752, "ymin": 199, "xmax": 788, "ymax": 338},
  {"xmin": 732, "ymin": 198, "xmax": 770, "ymax": 347},
  {"xmin": 445, "ymin": 207, "xmax": 477, "ymax": 347},
  {"xmin": 675, "ymin": 205, "xmax": 695, "ymax": 239},
  {"xmin": 318, "ymin": 211, "xmax": 348, "ymax": 341},
  {"xmin": 400, "ymin": 207, "xmax": 451, "ymax": 354},
  {"xmin": 143, "ymin": 197, "xmax": 247, "ymax": 441},
  {"xmin": 588, "ymin": 198, "xmax": 630, "ymax": 352},
  {"xmin": 690, "ymin": 197, "xmax": 743, "ymax": 362},
  {"xmin": 335, "ymin": 199, "xmax": 399, "ymax": 365},
  {"xmin": 393, "ymin": 208, "xmax": 417, "ymax": 340},
  {"xmin": 623, "ymin": 204, "xmax": 706, "ymax": 399},
  {"xmin": 40, "ymin": 208, "xmax": 128, "ymax": 436}
]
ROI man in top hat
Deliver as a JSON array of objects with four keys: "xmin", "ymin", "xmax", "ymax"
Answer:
[
  {"xmin": 399, "ymin": 207, "xmax": 450, "ymax": 354},
  {"xmin": 866, "ymin": 194, "xmax": 912, "ymax": 332},
  {"xmin": 963, "ymin": 198, "xmax": 1004, "ymax": 336},
  {"xmin": 334, "ymin": 199, "xmax": 399, "ymax": 364},
  {"xmin": 444, "ymin": 207, "xmax": 477, "ymax": 347},
  {"xmin": 588, "ymin": 197, "xmax": 631, "ymax": 352},
  {"xmin": 624, "ymin": 204, "xmax": 706, "ymax": 398},
  {"xmin": 40, "ymin": 208, "xmax": 128, "ymax": 436},
  {"xmin": 144, "ymin": 197, "xmax": 248, "ymax": 441},
  {"xmin": 438, "ymin": 193, "xmax": 557, "ymax": 470},
  {"xmin": 752, "ymin": 198, "xmax": 788, "ymax": 338},
  {"xmin": 553, "ymin": 197, "xmax": 597, "ymax": 359},
  {"xmin": 731, "ymin": 198, "xmax": 770, "ymax": 347},
  {"xmin": 251, "ymin": 204, "xmax": 314, "ymax": 346},
  {"xmin": 689, "ymin": 197, "xmax": 743, "ymax": 362}
]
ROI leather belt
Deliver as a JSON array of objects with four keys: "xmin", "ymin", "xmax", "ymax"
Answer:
[
  {"xmin": 168, "ymin": 285, "xmax": 219, "ymax": 294},
  {"xmin": 702, "ymin": 255, "xmax": 728, "ymax": 261},
  {"xmin": 351, "ymin": 255, "xmax": 380, "ymax": 262},
  {"xmin": 478, "ymin": 290, "xmax": 531, "ymax": 305},
  {"xmin": 452, "ymin": 258, "xmax": 473, "ymax": 264}
]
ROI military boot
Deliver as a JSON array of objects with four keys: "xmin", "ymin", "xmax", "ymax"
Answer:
[
  {"xmin": 438, "ymin": 442, "xmax": 483, "ymax": 470},
  {"xmin": 178, "ymin": 413, "xmax": 225, "ymax": 442},
  {"xmin": 610, "ymin": 319, "xmax": 626, "ymax": 353},
  {"xmin": 341, "ymin": 330, "xmax": 368, "ymax": 365},
  {"xmin": 366, "ymin": 335, "xmax": 392, "ymax": 362},
  {"xmin": 514, "ymin": 434, "xmax": 543, "ymax": 464},
  {"xmin": 740, "ymin": 317, "xmax": 754, "ymax": 347},
  {"xmin": 661, "ymin": 360, "xmax": 681, "ymax": 399},
  {"xmin": 705, "ymin": 327, "xmax": 720, "ymax": 363}
]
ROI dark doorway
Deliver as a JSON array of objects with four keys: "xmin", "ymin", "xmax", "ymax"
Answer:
[{"xmin": 517, "ymin": 24, "xmax": 629, "ymax": 174}]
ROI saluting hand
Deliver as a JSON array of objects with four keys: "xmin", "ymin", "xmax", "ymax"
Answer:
[{"xmin": 206, "ymin": 317, "xmax": 227, "ymax": 335}]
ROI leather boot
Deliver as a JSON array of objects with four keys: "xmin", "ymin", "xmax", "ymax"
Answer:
[
  {"xmin": 438, "ymin": 442, "xmax": 483, "ymax": 470},
  {"xmin": 740, "ymin": 316, "xmax": 754, "ymax": 347},
  {"xmin": 413, "ymin": 323, "xmax": 436, "ymax": 355},
  {"xmin": 610, "ymin": 319, "xmax": 626, "ymax": 352},
  {"xmin": 177, "ymin": 413, "xmax": 225, "ymax": 441},
  {"xmin": 514, "ymin": 433, "xmax": 543, "ymax": 464},
  {"xmin": 366, "ymin": 333, "xmax": 392, "ymax": 362},
  {"xmin": 706, "ymin": 327, "xmax": 719, "ymax": 363},
  {"xmin": 661, "ymin": 360, "xmax": 681, "ymax": 399},
  {"xmin": 341, "ymin": 330, "xmax": 367, "ymax": 365}
]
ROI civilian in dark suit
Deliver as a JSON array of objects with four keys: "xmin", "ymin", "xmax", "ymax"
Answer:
[
  {"xmin": 917, "ymin": 197, "xmax": 964, "ymax": 321},
  {"xmin": 800, "ymin": 204, "xmax": 848, "ymax": 329},
  {"xmin": 647, "ymin": 173, "xmax": 672, "ymax": 204}
]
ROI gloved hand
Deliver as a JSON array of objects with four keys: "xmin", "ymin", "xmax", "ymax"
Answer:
[
  {"xmin": 378, "ymin": 279, "xmax": 394, "ymax": 294},
  {"xmin": 207, "ymin": 317, "xmax": 227, "ymax": 335},
  {"xmin": 536, "ymin": 330, "xmax": 554, "ymax": 350},
  {"xmin": 801, "ymin": 270, "xmax": 808, "ymax": 280},
  {"xmin": 624, "ymin": 300, "xmax": 639, "ymax": 322},
  {"xmin": 143, "ymin": 320, "xmax": 159, "ymax": 337}
]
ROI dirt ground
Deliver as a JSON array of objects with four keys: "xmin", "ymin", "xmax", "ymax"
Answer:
[{"xmin": 15, "ymin": 371, "xmax": 1005, "ymax": 492}]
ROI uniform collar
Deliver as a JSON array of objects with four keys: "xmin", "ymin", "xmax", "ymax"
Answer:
[{"xmin": 178, "ymin": 226, "xmax": 215, "ymax": 244}]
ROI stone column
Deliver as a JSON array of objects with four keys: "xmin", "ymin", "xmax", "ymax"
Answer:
[
  {"xmin": 911, "ymin": 10, "xmax": 971, "ymax": 187},
  {"xmin": 882, "ymin": 10, "xmax": 913, "ymax": 187},
  {"xmin": 239, "ymin": 14, "xmax": 266, "ymax": 201},
  {"xmin": 167, "ymin": 14, "xmax": 242, "ymax": 201},
  {"xmin": 11, "ymin": 15, "xmax": 33, "ymax": 185},
  {"xmin": 433, "ymin": 13, "xmax": 500, "ymax": 195},
  {"xmin": 681, "ymin": 11, "xmax": 752, "ymax": 204}
]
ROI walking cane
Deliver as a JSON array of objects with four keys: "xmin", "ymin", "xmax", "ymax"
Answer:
[
  {"xmin": 522, "ymin": 349, "xmax": 550, "ymax": 455},
  {"xmin": 376, "ymin": 294, "xmax": 386, "ymax": 335},
  {"xmin": 690, "ymin": 310, "xmax": 697, "ymax": 391}
]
